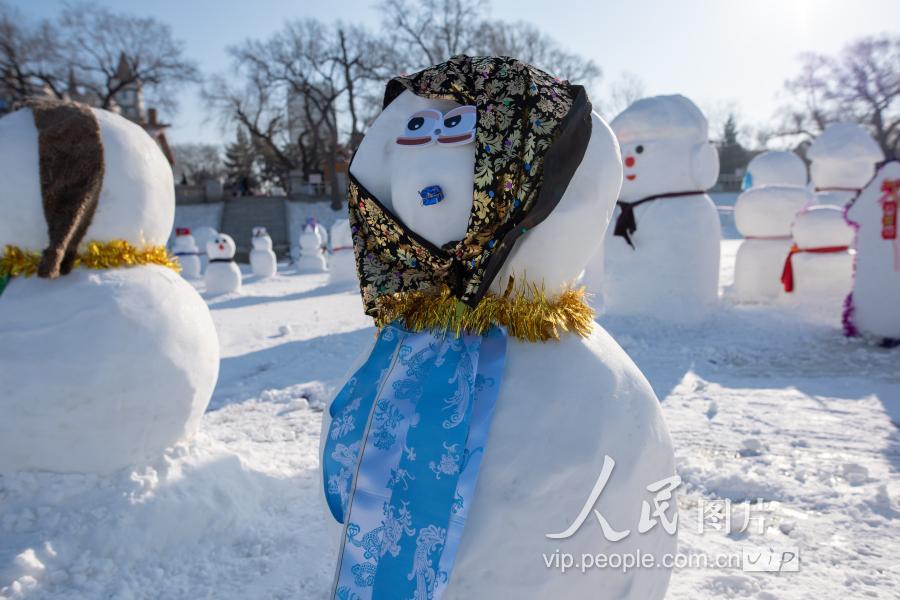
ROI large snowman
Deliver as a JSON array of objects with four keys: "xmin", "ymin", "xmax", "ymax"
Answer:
[
  {"xmin": 320, "ymin": 57, "xmax": 676, "ymax": 600},
  {"xmin": 732, "ymin": 151, "xmax": 813, "ymax": 302},
  {"xmin": 600, "ymin": 94, "xmax": 721, "ymax": 321},
  {"xmin": 781, "ymin": 124, "xmax": 883, "ymax": 299},
  {"xmin": 844, "ymin": 161, "xmax": 900, "ymax": 343},
  {"xmin": 0, "ymin": 100, "xmax": 219, "ymax": 474}
]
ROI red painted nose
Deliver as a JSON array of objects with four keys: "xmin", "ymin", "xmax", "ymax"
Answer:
[
  {"xmin": 219, "ymin": 243, "xmax": 225, "ymax": 250},
  {"xmin": 624, "ymin": 156, "xmax": 635, "ymax": 168}
]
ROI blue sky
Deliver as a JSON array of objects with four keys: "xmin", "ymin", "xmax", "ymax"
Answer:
[{"xmin": 13, "ymin": 0, "xmax": 900, "ymax": 146}]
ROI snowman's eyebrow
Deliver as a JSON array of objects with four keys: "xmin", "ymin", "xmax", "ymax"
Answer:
[
  {"xmin": 408, "ymin": 109, "xmax": 442, "ymax": 120},
  {"xmin": 443, "ymin": 105, "xmax": 476, "ymax": 118}
]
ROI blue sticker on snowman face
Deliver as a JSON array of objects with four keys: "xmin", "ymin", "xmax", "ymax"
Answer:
[
  {"xmin": 741, "ymin": 171, "xmax": 753, "ymax": 191},
  {"xmin": 419, "ymin": 185, "xmax": 445, "ymax": 206}
]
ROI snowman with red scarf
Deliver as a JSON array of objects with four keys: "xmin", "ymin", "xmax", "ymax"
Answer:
[{"xmin": 781, "ymin": 123, "xmax": 884, "ymax": 299}]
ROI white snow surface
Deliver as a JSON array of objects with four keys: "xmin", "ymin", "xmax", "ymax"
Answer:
[{"xmin": 1, "ymin": 245, "xmax": 899, "ymax": 599}]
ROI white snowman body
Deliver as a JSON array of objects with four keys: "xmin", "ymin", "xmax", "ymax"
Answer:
[
  {"xmin": 325, "ymin": 90, "xmax": 678, "ymax": 599},
  {"xmin": 249, "ymin": 226, "xmax": 277, "ymax": 278},
  {"xmin": 0, "ymin": 107, "xmax": 219, "ymax": 474},
  {"xmin": 297, "ymin": 224, "xmax": 327, "ymax": 272},
  {"xmin": 733, "ymin": 151, "xmax": 812, "ymax": 302},
  {"xmin": 173, "ymin": 229, "xmax": 202, "ymax": 279},
  {"xmin": 205, "ymin": 233, "xmax": 242, "ymax": 294},
  {"xmin": 599, "ymin": 94, "xmax": 722, "ymax": 321},
  {"xmin": 846, "ymin": 161, "xmax": 900, "ymax": 339},
  {"xmin": 328, "ymin": 218, "xmax": 357, "ymax": 284},
  {"xmin": 785, "ymin": 124, "xmax": 884, "ymax": 299},
  {"xmin": 786, "ymin": 205, "xmax": 855, "ymax": 299}
]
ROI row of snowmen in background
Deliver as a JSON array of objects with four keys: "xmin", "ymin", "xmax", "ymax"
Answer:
[
  {"xmin": 733, "ymin": 123, "xmax": 883, "ymax": 304},
  {"xmin": 588, "ymin": 94, "xmax": 898, "ymax": 343},
  {"xmin": 171, "ymin": 218, "xmax": 357, "ymax": 295}
]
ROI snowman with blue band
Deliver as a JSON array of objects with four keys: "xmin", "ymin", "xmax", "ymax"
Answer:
[{"xmin": 320, "ymin": 56, "xmax": 677, "ymax": 600}]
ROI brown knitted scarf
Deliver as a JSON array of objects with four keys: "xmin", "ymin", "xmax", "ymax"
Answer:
[{"xmin": 26, "ymin": 98, "xmax": 104, "ymax": 278}]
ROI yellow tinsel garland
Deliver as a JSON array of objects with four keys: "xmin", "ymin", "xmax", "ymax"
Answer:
[
  {"xmin": 0, "ymin": 240, "xmax": 181, "ymax": 278},
  {"xmin": 374, "ymin": 280, "xmax": 595, "ymax": 342}
]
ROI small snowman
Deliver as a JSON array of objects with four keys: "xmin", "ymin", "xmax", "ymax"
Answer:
[
  {"xmin": 327, "ymin": 218, "xmax": 357, "ymax": 284},
  {"xmin": 321, "ymin": 57, "xmax": 676, "ymax": 600},
  {"xmin": 733, "ymin": 151, "xmax": 813, "ymax": 302},
  {"xmin": 249, "ymin": 226, "xmax": 277, "ymax": 278},
  {"xmin": 844, "ymin": 161, "xmax": 900, "ymax": 344},
  {"xmin": 0, "ymin": 99, "xmax": 219, "ymax": 474},
  {"xmin": 599, "ymin": 94, "xmax": 722, "ymax": 321},
  {"xmin": 297, "ymin": 219, "xmax": 327, "ymax": 272},
  {"xmin": 781, "ymin": 124, "xmax": 883, "ymax": 299},
  {"xmin": 172, "ymin": 227, "xmax": 202, "ymax": 279},
  {"xmin": 205, "ymin": 233, "xmax": 241, "ymax": 294}
]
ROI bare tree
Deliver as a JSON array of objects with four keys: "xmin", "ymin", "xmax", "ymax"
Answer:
[
  {"xmin": 380, "ymin": 0, "xmax": 487, "ymax": 70},
  {"xmin": 598, "ymin": 71, "xmax": 645, "ymax": 119},
  {"xmin": 171, "ymin": 143, "xmax": 225, "ymax": 185},
  {"xmin": 206, "ymin": 19, "xmax": 385, "ymax": 208},
  {"xmin": 0, "ymin": 1, "xmax": 64, "ymax": 104},
  {"xmin": 474, "ymin": 21, "xmax": 601, "ymax": 86},
  {"xmin": 0, "ymin": 2, "xmax": 198, "ymax": 114},
  {"xmin": 776, "ymin": 35, "xmax": 900, "ymax": 159},
  {"xmin": 58, "ymin": 3, "xmax": 199, "ymax": 112},
  {"xmin": 380, "ymin": 0, "xmax": 600, "ymax": 87}
]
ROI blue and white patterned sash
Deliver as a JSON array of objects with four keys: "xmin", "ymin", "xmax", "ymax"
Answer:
[{"xmin": 323, "ymin": 323, "xmax": 507, "ymax": 600}]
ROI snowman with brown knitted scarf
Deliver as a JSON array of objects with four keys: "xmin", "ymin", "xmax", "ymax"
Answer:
[
  {"xmin": 319, "ymin": 56, "xmax": 677, "ymax": 600},
  {"xmin": 0, "ymin": 99, "xmax": 220, "ymax": 474}
]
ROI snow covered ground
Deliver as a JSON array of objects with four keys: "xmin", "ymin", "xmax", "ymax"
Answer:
[{"xmin": 2, "ymin": 230, "xmax": 899, "ymax": 599}]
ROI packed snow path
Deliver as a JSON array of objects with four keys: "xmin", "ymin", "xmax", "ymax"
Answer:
[{"xmin": 1, "ymin": 244, "xmax": 898, "ymax": 599}]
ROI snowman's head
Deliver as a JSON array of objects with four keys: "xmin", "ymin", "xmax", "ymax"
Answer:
[
  {"xmin": 743, "ymin": 150, "xmax": 807, "ymax": 189},
  {"xmin": 351, "ymin": 92, "xmax": 476, "ymax": 247},
  {"xmin": 173, "ymin": 227, "xmax": 197, "ymax": 251},
  {"xmin": 0, "ymin": 104, "xmax": 174, "ymax": 258},
  {"xmin": 351, "ymin": 89, "xmax": 622, "ymax": 296},
  {"xmin": 808, "ymin": 123, "xmax": 884, "ymax": 190},
  {"xmin": 207, "ymin": 234, "xmax": 236, "ymax": 259},
  {"xmin": 610, "ymin": 95, "xmax": 719, "ymax": 202}
]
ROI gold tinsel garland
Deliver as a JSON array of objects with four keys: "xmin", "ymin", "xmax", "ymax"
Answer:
[
  {"xmin": 374, "ymin": 280, "xmax": 595, "ymax": 342},
  {"xmin": 0, "ymin": 240, "xmax": 181, "ymax": 278}
]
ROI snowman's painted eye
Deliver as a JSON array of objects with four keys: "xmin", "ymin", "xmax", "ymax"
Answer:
[
  {"xmin": 636, "ymin": 145, "xmax": 644, "ymax": 154},
  {"xmin": 397, "ymin": 109, "xmax": 442, "ymax": 146},
  {"xmin": 437, "ymin": 105, "xmax": 476, "ymax": 146}
]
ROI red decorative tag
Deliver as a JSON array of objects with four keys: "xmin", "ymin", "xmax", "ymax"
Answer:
[
  {"xmin": 884, "ymin": 200, "xmax": 897, "ymax": 240},
  {"xmin": 882, "ymin": 180, "xmax": 899, "ymax": 240}
]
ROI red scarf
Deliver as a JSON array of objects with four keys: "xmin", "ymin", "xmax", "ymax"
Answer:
[{"xmin": 780, "ymin": 244, "xmax": 850, "ymax": 292}]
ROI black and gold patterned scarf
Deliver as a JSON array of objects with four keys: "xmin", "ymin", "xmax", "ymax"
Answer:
[{"xmin": 348, "ymin": 55, "xmax": 592, "ymax": 322}]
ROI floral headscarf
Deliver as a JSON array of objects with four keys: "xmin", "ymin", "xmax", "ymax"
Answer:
[{"xmin": 348, "ymin": 55, "xmax": 592, "ymax": 318}]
